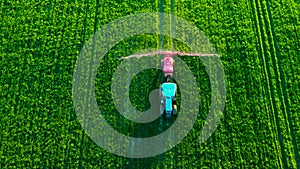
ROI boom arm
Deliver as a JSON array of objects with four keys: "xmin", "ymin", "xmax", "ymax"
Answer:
[
  {"xmin": 118, "ymin": 50, "xmax": 218, "ymax": 60},
  {"xmin": 177, "ymin": 52, "xmax": 218, "ymax": 57},
  {"xmin": 118, "ymin": 51, "xmax": 179, "ymax": 60}
]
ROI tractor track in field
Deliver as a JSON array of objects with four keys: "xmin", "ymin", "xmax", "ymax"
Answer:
[
  {"xmin": 243, "ymin": 0, "xmax": 272, "ymax": 165},
  {"xmin": 169, "ymin": 0, "xmax": 179, "ymax": 167},
  {"xmin": 155, "ymin": 0, "xmax": 166, "ymax": 167},
  {"xmin": 251, "ymin": 0, "xmax": 299, "ymax": 168},
  {"xmin": 271, "ymin": 0, "xmax": 300, "ymax": 107},
  {"xmin": 275, "ymin": 0, "xmax": 300, "ymax": 100},
  {"xmin": 248, "ymin": 0, "xmax": 265, "ymax": 164},
  {"xmin": 265, "ymin": 0, "xmax": 300, "ymax": 167},
  {"xmin": 250, "ymin": 0, "xmax": 287, "ymax": 168},
  {"xmin": 78, "ymin": 0, "xmax": 90, "ymax": 168}
]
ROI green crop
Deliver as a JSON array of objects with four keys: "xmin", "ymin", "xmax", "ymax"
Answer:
[{"xmin": 0, "ymin": 0, "xmax": 299, "ymax": 168}]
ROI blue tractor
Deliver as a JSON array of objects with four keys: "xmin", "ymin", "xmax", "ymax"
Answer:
[{"xmin": 159, "ymin": 82, "xmax": 177, "ymax": 118}]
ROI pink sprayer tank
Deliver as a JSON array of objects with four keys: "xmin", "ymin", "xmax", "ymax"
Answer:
[{"xmin": 163, "ymin": 57, "xmax": 174, "ymax": 73}]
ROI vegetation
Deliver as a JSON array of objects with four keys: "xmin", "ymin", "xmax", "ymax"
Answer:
[{"xmin": 0, "ymin": 0, "xmax": 299, "ymax": 168}]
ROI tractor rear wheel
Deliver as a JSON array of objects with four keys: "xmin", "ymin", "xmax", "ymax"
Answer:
[{"xmin": 172, "ymin": 108, "xmax": 177, "ymax": 115}]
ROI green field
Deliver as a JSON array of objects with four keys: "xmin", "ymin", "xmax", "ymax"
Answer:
[{"xmin": 1, "ymin": 0, "xmax": 299, "ymax": 168}]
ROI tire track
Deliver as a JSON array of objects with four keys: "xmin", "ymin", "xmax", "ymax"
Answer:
[
  {"xmin": 154, "ymin": 0, "xmax": 165, "ymax": 167},
  {"xmin": 248, "ymin": 0, "xmax": 267, "ymax": 164},
  {"xmin": 170, "ymin": 0, "xmax": 175, "ymax": 51},
  {"xmin": 244, "ymin": 0, "xmax": 274, "ymax": 165},
  {"xmin": 250, "ymin": 0, "xmax": 287, "ymax": 168},
  {"xmin": 249, "ymin": 1, "xmax": 281, "ymax": 166},
  {"xmin": 265, "ymin": 0, "xmax": 300, "ymax": 167},
  {"xmin": 169, "ymin": 0, "xmax": 179, "ymax": 167},
  {"xmin": 159, "ymin": 0, "xmax": 164, "ymax": 50},
  {"xmin": 78, "ymin": 0, "xmax": 90, "ymax": 168}
]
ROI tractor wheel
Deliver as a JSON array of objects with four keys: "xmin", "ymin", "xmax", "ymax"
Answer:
[
  {"xmin": 160, "ymin": 104, "xmax": 164, "ymax": 115},
  {"xmin": 172, "ymin": 108, "xmax": 177, "ymax": 115}
]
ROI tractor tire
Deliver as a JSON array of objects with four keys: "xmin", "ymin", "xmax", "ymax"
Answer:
[{"xmin": 172, "ymin": 108, "xmax": 177, "ymax": 115}]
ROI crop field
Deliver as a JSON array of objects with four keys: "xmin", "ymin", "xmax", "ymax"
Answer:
[{"xmin": 0, "ymin": 0, "xmax": 299, "ymax": 168}]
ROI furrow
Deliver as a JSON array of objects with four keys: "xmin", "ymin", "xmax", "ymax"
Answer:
[
  {"xmin": 264, "ymin": 0, "xmax": 300, "ymax": 167},
  {"xmin": 252, "ymin": 0, "xmax": 287, "ymax": 167}
]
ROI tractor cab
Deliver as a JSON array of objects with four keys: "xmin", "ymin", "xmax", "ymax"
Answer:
[{"xmin": 163, "ymin": 56, "xmax": 174, "ymax": 75}]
